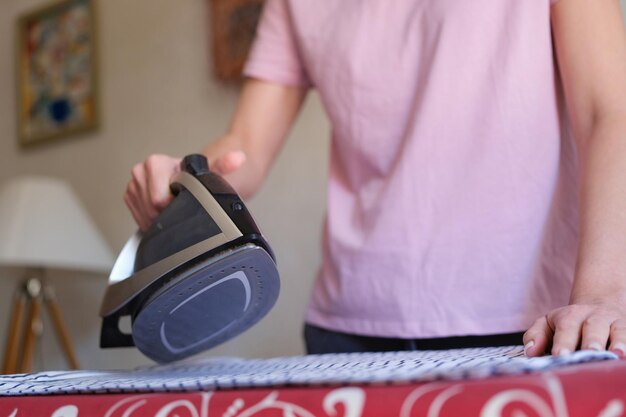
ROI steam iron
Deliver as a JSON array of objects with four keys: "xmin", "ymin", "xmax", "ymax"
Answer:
[{"xmin": 100, "ymin": 154, "xmax": 280, "ymax": 363}]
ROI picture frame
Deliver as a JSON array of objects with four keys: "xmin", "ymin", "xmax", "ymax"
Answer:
[
  {"xmin": 211, "ymin": 0, "xmax": 264, "ymax": 82},
  {"xmin": 16, "ymin": 0, "xmax": 99, "ymax": 147}
]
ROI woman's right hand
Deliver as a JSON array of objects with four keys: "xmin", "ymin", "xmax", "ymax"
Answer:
[
  {"xmin": 125, "ymin": 151, "xmax": 246, "ymax": 231},
  {"xmin": 125, "ymin": 78, "xmax": 307, "ymax": 231}
]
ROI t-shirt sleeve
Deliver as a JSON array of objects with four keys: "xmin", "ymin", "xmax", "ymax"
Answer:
[{"xmin": 243, "ymin": 0, "xmax": 311, "ymax": 87}]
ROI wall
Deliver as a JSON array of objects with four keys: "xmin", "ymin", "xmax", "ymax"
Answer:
[
  {"xmin": 1, "ymin": 0, "xmax": 625, "ymax": 371},
  {"xmin": 0, "ymin": 0, "xmax": 329, "ymax": 370}
]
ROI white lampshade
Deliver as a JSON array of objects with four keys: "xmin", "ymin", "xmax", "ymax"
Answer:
[{"xmin": 0, "ymin": 176, "xmax": 114, "ymax": 273}]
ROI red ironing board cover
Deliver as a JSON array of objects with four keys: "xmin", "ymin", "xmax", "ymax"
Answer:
[{"xmin": 1, "ymin": 360, "xmax": 625, "ymax": 417}]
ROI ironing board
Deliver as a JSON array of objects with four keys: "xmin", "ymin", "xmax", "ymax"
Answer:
[{"xmin": 1, "ymin": 347, "xmax": 625, "ymax": 417}]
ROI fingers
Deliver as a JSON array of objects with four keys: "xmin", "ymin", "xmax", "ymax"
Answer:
[
  {"xmin": 125, "ymin": 166, "xmax": 153, "ymax": 232},
  {"xmin": 124, "ymin": 154, "xmax": 180, "ymax": 231},
  {"xmin": 131, "ymin": 163, "xmax": 160, "ymax": 220},
  {"xmin": 580, "ymin": 315, "xmax": 612, "ymax": 351},
  {"xmin": 213, "ymin": 151, "xmax": 246, "ymax": 175},
  {"xmin": 527, "ymin": 304, "xmax": 626, "ymax": 358},
  {"xmin": 523, "ymin": 316, "xmax": 554, "ymax": 357},
  {"xmin": 124, "ymin": 179, "xmax": 150, "ymax": 231},
  {"xmin": 145, "ymin": 155, "xmax": 180, "ymax": 211},
  {"xmin": 124, "ymin": 151, "xmax": 244, "ymax": 231},
  {"xmin": 609, "ymin": 320, "xmax": 626, "ymax": 358},
  {"xmin": 550, "ymin": 309, "xmax": 584, "ymax": 356}
]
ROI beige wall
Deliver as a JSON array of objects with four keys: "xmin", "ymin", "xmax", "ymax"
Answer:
[
  {"xmin": 1, "ymin": 0, "xmax": 625, "ymax": 372},
  {"xmin": 0, "ymin": 0, "xmax": 329, "ymax": 370}
]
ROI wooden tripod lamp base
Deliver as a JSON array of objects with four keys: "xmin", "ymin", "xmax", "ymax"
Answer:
[{"xmin": 2, "ymin": 276, "xmax": 80, "ymax": 374}]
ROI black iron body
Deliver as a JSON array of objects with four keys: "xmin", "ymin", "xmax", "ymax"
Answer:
[{"xmin": 100, "ymin": 155, "xmax": 280, "ymax": 363}]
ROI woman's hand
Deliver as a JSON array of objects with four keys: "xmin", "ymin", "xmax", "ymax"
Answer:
[
  {"xmin": 534, "ymin": 0, "xmax": 626, "ymax": 358},
  {"xmin": 124, "ymin": 151, "xmax": 246, "ymax": 231},
  {"xmin": 124, "ymin": 78, "xmax": 307, "ymax": 231},
  {"xmin": 523, "ymin": 297, "xmax": 626, "ymax": 358}
]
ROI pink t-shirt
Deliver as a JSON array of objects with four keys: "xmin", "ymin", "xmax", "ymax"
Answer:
[{"xmin": 244, "ymin": 0, "xmax": 578, "ymax": 338}]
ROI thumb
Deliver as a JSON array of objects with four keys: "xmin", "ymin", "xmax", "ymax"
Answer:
[{"xmin": 213, "ymin": 151, "xmax": 247, "ymax": 175}]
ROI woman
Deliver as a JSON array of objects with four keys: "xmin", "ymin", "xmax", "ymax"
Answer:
[{"xmin": 125, "ymin": 0, "xmax": 626, "ymax": 357}]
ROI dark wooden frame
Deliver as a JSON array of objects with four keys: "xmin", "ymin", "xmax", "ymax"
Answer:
[{"xmin": 210, "ymin": 0, "xmax": 264, "ymax": 82}]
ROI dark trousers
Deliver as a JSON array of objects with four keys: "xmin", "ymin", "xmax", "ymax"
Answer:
[{"xmin": 304, "ymin": 324, "xmax": 524, "ymax": 355}]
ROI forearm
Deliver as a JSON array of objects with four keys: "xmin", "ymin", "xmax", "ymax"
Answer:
[
  {"xmin": 201, "ymin": 78, "xmax": 307, "ymax": 199},
  {"xmin": 524, "ymin": 0, "xmax": 626, "ymax": 356},
  {"xmin": 571, "ymin": 115, "xmax": 626, "ymax": 303}
]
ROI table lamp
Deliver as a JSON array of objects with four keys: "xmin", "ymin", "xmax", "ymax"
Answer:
[{"xmin": 0, "ymin": 176, "xmax": 114, "ymax": 373}]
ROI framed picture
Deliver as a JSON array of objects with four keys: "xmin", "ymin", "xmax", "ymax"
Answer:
[
  {"xmin": 211, "ymin": 0, "xmax": 264, "ymax": 82},
  {"xmin": 16, "ymin": 0, "xmax": 99, "ymax": 147}
]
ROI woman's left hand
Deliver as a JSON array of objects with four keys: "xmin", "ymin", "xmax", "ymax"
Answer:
[
  {"xmin": 523, "ymin": 298, "xmax": 626, "ymax": 358},
  {"xmin": 535, "ymin": 0, "xmax": 626, "ymax": 359}
]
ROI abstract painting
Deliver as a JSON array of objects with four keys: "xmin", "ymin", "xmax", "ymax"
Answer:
[{"xmin": 16, "ymin": 0, "xmax": 98, "ymax": 146}]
